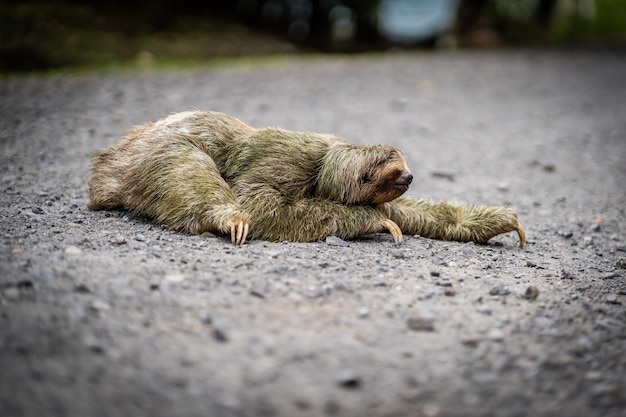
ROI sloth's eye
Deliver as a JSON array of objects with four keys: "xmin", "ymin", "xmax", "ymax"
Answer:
[{"xmin": 389, "ymin": 169, "xmax": 403, "ymax": 179}]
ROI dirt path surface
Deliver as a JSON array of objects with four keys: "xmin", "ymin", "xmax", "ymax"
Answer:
[{"xmin": 1, "ymin": 49, "xmax": 625, "ymax": 417}]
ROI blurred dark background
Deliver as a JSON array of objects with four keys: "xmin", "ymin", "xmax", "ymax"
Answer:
[{"xmin": 1, "ymin": 0, "xmax": 625, "ymax": 73}]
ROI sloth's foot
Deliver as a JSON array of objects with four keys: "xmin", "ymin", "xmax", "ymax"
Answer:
[
  {"xmin": 489, "ymin": 208, "xmax": 525, "ymax": 248},
  {"xmin": 514, "ymin": 222, "xmax": 526, "ymax": 248},
  {"xmin": 382, "ymin": 219, "xmax": 403, "ymax": 244},
  {"xmin": 464, "ymin": 206, "xmax": 525, "ymax": 248}
]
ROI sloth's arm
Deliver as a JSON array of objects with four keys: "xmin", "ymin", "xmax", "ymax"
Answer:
[
  {"xmin": 238, "ymin": 185, "xmax": 402, "ymax": 243},
  {"xmin": 378, "ymin": 196, "xmax": 525, "ymax": 247}
]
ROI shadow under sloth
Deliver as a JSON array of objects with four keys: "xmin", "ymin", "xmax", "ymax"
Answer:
[{"xmin": 87, "ymin": 111, "xmax": 525, "ymax": 247}]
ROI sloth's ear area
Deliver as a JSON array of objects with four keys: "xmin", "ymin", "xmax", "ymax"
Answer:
[{"xmin": 359, "ymin": 169, "xmax": 373, "ymax": 184}]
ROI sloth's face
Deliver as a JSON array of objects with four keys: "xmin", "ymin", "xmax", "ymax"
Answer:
[
  {"xmin": 359, "ymin": 148, "xmax": 413, "ymax": 204},
  {"xmin": 315, "ymin": 144, "xmax": 413, "ymax": 205}
]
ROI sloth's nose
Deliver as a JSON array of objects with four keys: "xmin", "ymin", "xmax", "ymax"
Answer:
[{"xmin": 402, "ymin": 173, "xmax": 413, "ymax": 185}]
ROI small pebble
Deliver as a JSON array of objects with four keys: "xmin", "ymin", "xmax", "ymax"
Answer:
[
  {"xmin": 407, "ymin": 315, "xmax": 435, "ymax": 332},
  {"xmin": 326, "ymin": 236, "xmax": 349, "ymax": 247},
  {"xmin": 605, "ymin": 294, "xmax": 620, "ymax": 305},
  {"xmin": 64, "ymin": 245, "xmax": 82, "ymax": 255},
  {"xmin": 496, "ymin": 182, "xmax": 509, "ymax": 192},
  {"xmin": 556, "ymin": 230, "xmax": 573, "ymax": 238},
  {"xmin": 31, "ymin": 206, "xmax": 44, "ymax": 214},
  {"xmin": 561, "ymin": 269, "xmax": 576, "ymax": 280},
  {"xmin": 83, "ymin": 335, "xmax": 105, "ymax": 354},
  {"xmin": 90, "ymin": 300, "xmax": 111, "ymax": 311},
  {"xmin": 74, "ymin": 284, "xmax": 91, "ymax": 293},
  {"xmin": 250, "ymin": 290, "xmax": 265, "ymax": 299},
  {"xmin": 165, "ymin": 273, "xmax": 185, "ymax": 283},
  {"xmin": 16, "ymin": 280, "xmax": 33, "ymax": 289},
  {"xmin": 522, "ymin": 285, "xmax": 539, "ymax": 300},
  {"xmin": 478, "ymin": 306, "xmax": 492, "ymax": 316},
  {"xmin": 3, "ymin": 287, "xmax": 20, "ymax": 300},
  {"xmin": 460, "ymin": 337, "xmax": 480, "ymax": 347},
  {"xmin": 585, "ymin": 371, "xmax": 603, "ymax": 382},
  {"xmin": 588, "ymin": 223, "xmax": 601, "ymax": 233},
  {"xmin": 489, "ymin": 284, "xmax": 510, "ymax": 296},
  {"xmin": 389, "ymin": 98, "xmax": 407, "ymax": 111},
  {"xmin": 432, "ymin": 257, "xmax": 447, "ymax": 266},
  {"xmin": 111, "ymin": 235, "xmax": 127, "ymax": 245},
  {"xmin": 461, "ymin": 246, "xmax": 477, "ymax": 257},
  {"xmin": 211, "ymin": 328, "xmax": 228, "ymax": 343},
  {"xmin": 199, "ymin": 311, "xmax": 213, "ymax": 325},
  {"xmin": 336, "ymin": 371, "xmax": 361, "ymax": 389},
  {"xmin": 487, "ymin": 328, "xmax": 505, "ymax": 342}
]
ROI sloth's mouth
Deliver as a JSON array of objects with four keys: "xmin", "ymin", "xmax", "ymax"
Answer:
[{"xmin": 393, "ymin": 183, "xmax": 409, "ymax": 191}]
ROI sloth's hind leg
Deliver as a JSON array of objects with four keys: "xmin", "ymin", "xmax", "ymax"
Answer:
[
  {"xmin": 380, "ymin": 197, "xmax": 525, "ymax": 247},
  {"xmin": 127, "ymin": 143, "xmax": 250, "ymax": 244}
]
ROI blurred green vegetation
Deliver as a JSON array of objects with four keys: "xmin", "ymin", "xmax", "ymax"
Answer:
[
  {"xmin": 1, "ymin": 0, "xmax": 625, "ymax": 75},
  {"xmin": 486, "ymin": 0, "xmax": 626, "ymax": 44},
  {"xmin": 0, "ymin": 1, "xmax": 296, "ymax": 74},
  {"xmin": 553, "ymin": 0, "xmax": 626, "ymax": 40}
]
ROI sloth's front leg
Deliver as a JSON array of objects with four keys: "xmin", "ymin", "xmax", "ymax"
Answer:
[
  {"xmin": 379, "ymin": 197, "xmax": 525, "ymax": 247},
  {"xmin": 237, "ymin": 184, "xmax": 402, "ymax": 243}
]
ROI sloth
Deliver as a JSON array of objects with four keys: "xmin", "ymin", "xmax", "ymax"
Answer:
[{"xmin": 87, "ymin": 111, "xmax": 525, "ymax": 247}]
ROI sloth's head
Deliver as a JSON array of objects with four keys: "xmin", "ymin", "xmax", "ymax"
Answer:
[{"xmin": 316, "ymin": 144, "xmax": 413, "ymax": 205}]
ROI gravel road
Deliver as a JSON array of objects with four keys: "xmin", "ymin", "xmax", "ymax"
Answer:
[{"xmin": 1, "ymin": 49, "xmax": 625, "ymax": 417}]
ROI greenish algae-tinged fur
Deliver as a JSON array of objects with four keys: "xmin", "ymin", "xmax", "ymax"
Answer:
[{"xmin": 87, "ymin": 111, "xmax": 524, "ymax": 247}]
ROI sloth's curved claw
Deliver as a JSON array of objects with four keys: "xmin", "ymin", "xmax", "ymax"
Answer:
[
  {"xmin": 230, "ymin": 220, "xmax": 250, "ymax": 245},
  {"xmin": 230, "ymin": 223, "xmax": 236, "ymax": 245},
  {"xmin": 240, "ymin": 222, "xmax": 249, "ymax": 245},
  {"xmin": 382, "ymin": 219, "xmax": 403, "ymax": 244},
  {"xmin": 516, "ymin": 222, "xmax": 526, "ymax": 248}
]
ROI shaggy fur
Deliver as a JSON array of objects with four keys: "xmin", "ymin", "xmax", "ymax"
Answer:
[{"xmin": 87, "ymin": 111, "xmax": 524, "ymax": 247}]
